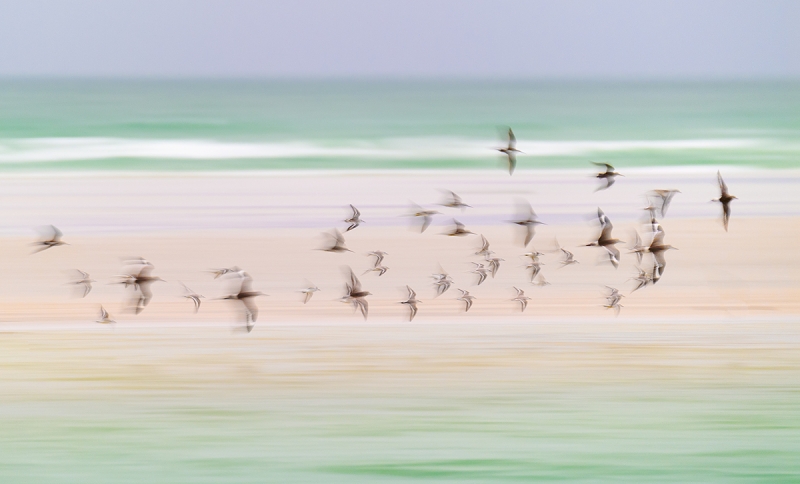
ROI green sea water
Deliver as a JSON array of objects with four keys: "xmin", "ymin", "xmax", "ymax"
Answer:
[{"xmin": 0, "ymin": 80, "xmax": 798, "ymax": 171}]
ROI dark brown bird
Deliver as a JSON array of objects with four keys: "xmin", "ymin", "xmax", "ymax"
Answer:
[
  {"xmin": 340, "ymin": 267, "xmax": 371, "ymax": 320},
  {"xmin": 584, "ymin": 208, "xmax": 623, "ymax": 268},
  {"xmin": 592, "ymin": 162, "xmax": 623, "ymax": 191},
  {"xmin": 648, "ymin": 226, "xmax": 677, "ymax": 283},
  {"xmin": 712, "ymin": 171, "xmax": 737, "ymax": 231},
  {"xmin": 221, "ymin": 272, "xmax": 267, "ymax": 332}
]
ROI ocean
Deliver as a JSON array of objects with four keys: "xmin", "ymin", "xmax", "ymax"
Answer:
[{"xmin": 0, "ymin": 80, "xmax": 798, "ymax": 172}]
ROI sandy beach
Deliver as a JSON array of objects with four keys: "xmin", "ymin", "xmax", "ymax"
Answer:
[
  {"xmin": 2, "ymin": 169, "xmax": 799, "ymax": 482},
  {"xmin": 0, "ymin": 168, "xmax": 797, "ymax": 325}
]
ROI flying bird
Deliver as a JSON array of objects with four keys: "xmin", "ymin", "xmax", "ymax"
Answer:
[
  {"xmin": 456, "ymin": 289, "xmax": 476, "ymax": 312},
  {"xmin": 497, "ymin": 128, "xmax": 523, "ymax": 175},
  {"xmin": 511, "ymin": 200, "xmax": 545, "ymax": 246},
  {"xmin": 712, "ymin": 171, "xmax": 737, "ymax": 231},
  {"xmin": 512, "ymin": 287, "xmax": 531, "ymax": 312},
  {"xmin": 96, "ymin": 305, "xmax": 116, "ymax": 324},
  {"xmin": 439, "ymin": 190, "xmax": 471, "ymax": 210},
  {"xmin": 475, "ymin": 234, "xmax": 491, "ymax": 256},
  {"xmin": 648, "ymin": 189, "xmax": 681, "ymax": 217},
  {"xmin": 68, "ymin": 270, "xmax": 95, "ymax": 298},
  {"xmin": 432, "ymin": 266, "xmax": 454, "ymax": 297},
  {"xmin": 300, "ymin": 282, "xmax": 320, "ymax": 304},
  {"xmin": 444, "ymin": 219, "xmax": 474, "ymax": 237},
  {"xmin": 592, "ymin": 162, "xmax": 623, "ymax": 191},
  {"xmin": 584, "ymin": 208, "xmax": 623, "ymax": 268},
  {"xmin": 32, "ymin": 225, "xmax": 68, "ymax": 254},
  {"xmin": 221, "ymin": 271, "xmax": 267, "ymax": 332},
  {"xmin": 321, "ymin": 229, "xmax": 353, "ymax": 253},
  {"xmin": 408, "ymin": 202, "xmax": 440, "ymax": 233},
  {"xmin": 180, "ymin": 282, "xmax": 204, "ymax": 313},
  {"xmin": 344, "ymin": 204, "xmax": 364, "ymax": 232},
  {"xmin": 399, "ymin": 286, "xmax": 421, "ymax": 321},
  {"xmin": 470, "ymin": 262, "xmax": 489, "ymax": 286},
  {"xmin": 341, "ymin": 267, "xmax": 371, "ymax": 320}
]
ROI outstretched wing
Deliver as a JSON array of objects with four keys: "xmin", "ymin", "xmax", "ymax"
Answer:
[
  {"xmin": 717, "ymin": 171, "xmax": 729, "ymax": 196},
  {"xmin": 507, "ymin": 128, "xmax": 516, "ymax": 150}
]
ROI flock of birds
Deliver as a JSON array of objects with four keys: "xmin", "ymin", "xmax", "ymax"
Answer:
[{"xmin": 40, "ymin": 129, "xmax": 736, "ymax": 332}]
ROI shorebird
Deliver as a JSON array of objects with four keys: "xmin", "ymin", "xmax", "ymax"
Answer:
[
  {"xmin": 648, "ymin": 189, "xmax": 681, "ymax": 217},
  {"xmin": 341, "ymin": 267, "xmax": 371, "ymax": 320},
  {"xmin": 560, "ymin": 248, "xmax": 579, "ymax": 267},
  {"xmin": 408, "ymin": 202, "xmax": 440, "ymax": 233},
  {"xmin": 475, "ymin": 234, "xmax": 491, "ymax": 256},
  {"xmin": 128, "ymin": 263, "xmax": 166, "ymax": 314},
  {"xmin": 432, "ymin": 266, "xmax": 454, "ymax": 297},
  {"xmin": 439, "ymin": 190, "xmax": 471, "ymax": 211},
  {"xmin": 180, "ymin": 282, "xmax": 204, "ymax": 313},
  {"xmin": 32, "ymin": 225, "xmax": 68, "ymax": 254},
  {"xmin": 456, "ymin": 289, "xmax": 475, "ymax": 312},
  {"xmin": 592, "ymin": 162, "xmax": 623, "ymax": 191},
  {"xmin": 712, "ymin": 171, "xmax": 737, "ymax": 231},
  {"xmin": 629, "ymin": 267, "xmax": 653, "ymax": 293},
  {"xmin": 497, "ymin": 128, "xmax": 523, "ymax": 175},
  {"xmin": 221, "ymin": 272, "xmax": 267, "ymax": 332},
  {"xmin": 445, "ymin": 219, "xmax": 474, "ymax": 237},
  {"xmin": 648, "ymin": 226, "xmax": 677, "ymax": 283},
  {"xmin": 300, "ymin": 282, "xmax": 320, "ymax": 304},
  {"xmin": 96, "ymin": 305, "xmax": 116, "ymax": 324},
  {"xmin": 344, "ymin": 204, "xmax": 364, "ymax": 232},
  {"xmin": 69, "ymin": 270, "xmax": 95, "ymax": 298},
  {"xmin": 525, "ymin": 260, "xmax": 544, "ymax": 282},
  {"xmin": 485, "ymin": 254, "xmax": 504, "ymax": 278},
  {"xmin": 584, "ymin": 208, "xmax": 623, "ymax": 268},
  {"xmin": 512, "ymin": 286, "xmax": 531, "ymax": 312},
  {"xmin": 470, "ymin": 262, "xmax": 489, "ymax": 285},
  {"xmin": 321, "ymin": 229, "xmax": 353, "ymax": 253},
  {"xmin": 399, "ymin": 286, "xmax": 421, "ymax": 321},
  {"xmin": 604, "ymin": 286, "xmax": 624, "ymax": 307},
  {"xmin": 511, "ymin": 200, "xmax": 545, "ymax": 246},
  {"xmin": 367, "ymin": 250, "xmax": 388, "ymax": 266}
]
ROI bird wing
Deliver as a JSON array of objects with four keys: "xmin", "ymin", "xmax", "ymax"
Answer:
[
  {"xmin": 140, "ymin": 283, "xmax": 153, "ymax": 306},
  {"xmin": 514, "ymin": 286, "xmax": 524, "ymax": 297},
  {"xmin": 524, "ymin": 225, "xmax": 534, "ymax": 247},
  {"xmin": 507, "ymin": 152, "xmax": 516, "ymax": 175},
  {"xmin": 350, "ymin": 204, "xmax": 360, "ymax": 218},
  {"xmin": 407, "ymin": 286, "xmax": 416, "ymax": 300},
  {"xmin": 334, "ymin": 229, "xmax": 346, "ymax": 245},
  {"xmin": 82, "ymin": 283, "xmax": 92, "ymax": 298},
  {"xmin": 717, "ymin": 171, "xmax": 729, "ymax": 196},
  {"xmin": 454, "ymin": 219, "xmax": 465, "ymax": 231},
  {"xmin": 241, "ymin": 298, "xmax": 258, "ymax": 322},
  {"xmin": 722, "ymin": 202, "xmax": 731, "ymax": 231},
  {"xmin": 651, "ymin": 227, "xmax": 665, "ymax": 248},
  {"xmin": 507, "ymin": 128, "xmax": 516, "ymax": 150},
  {"xmin": 355, "ymin": 298, "xmax": 368, "ymax": 319},
  {"xmin": 100, "ymin": 305, "xmax": 108, "ymax": 319},
  {"xmin": 480, "ymin": 234, "xmax": 489, "ymax": 251},
  {"xmin": 348, "ymin": 267, "xmax": 362, "ymax": 292},
  {"xmin": 51, "ymin": 225, "xmax": 63, "ymax": 241},
  {"xmin": 421, "ymin": 215, "xmax": 432, "ymax": 233},
  {"xmin": 591, "ymin": 162, "xmax": 613, "ymax": 173}
]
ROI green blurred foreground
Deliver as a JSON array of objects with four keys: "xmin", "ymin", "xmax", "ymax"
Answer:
[{"xmin": 2, "ymin": 320, "xmax": 799, "ymax": 483}]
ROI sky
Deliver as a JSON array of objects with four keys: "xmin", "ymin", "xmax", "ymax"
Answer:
[{"xmin": 0, "ymin": 0, "xmax": 797, "ymax": 79}]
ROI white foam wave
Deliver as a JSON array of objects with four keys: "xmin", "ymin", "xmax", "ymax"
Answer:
[{"xmin": 0, "ymin": 137, "xmax": 765, "ymax": 163}]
